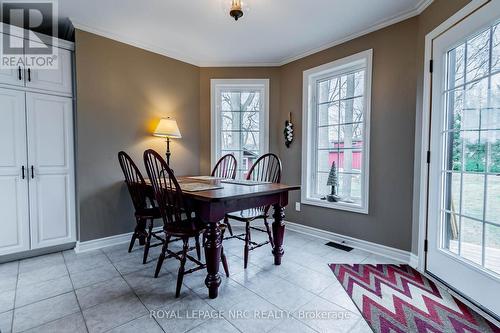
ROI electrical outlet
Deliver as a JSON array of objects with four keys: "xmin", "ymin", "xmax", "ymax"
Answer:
[{"xmin": 295, "ymin": 202, "xmax": 301, "ymax": 211}]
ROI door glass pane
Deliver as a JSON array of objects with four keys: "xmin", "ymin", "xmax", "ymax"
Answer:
[
  {"xmin": 462, "ymin": 173, "xmax": 485, "ymax": 219},
  {"xmin": 486, "ymin": 176, "xmax": 500, "ymax": 224},
  {"xmin": 463, "ymin": 131, "xmax": 486, "ymax": 172},
  {"xmin": 447, "ymin": 44, "xmax": 465, "ymax": 90},
  {"xmin": 492, "ymin": 24, "xmax": 500, "ymax": 72},
  {"xmin": 444, "ymin": 172, "xmax": 461, "ymax": 213},
  {"xmin": 440, "ymin": 21, "xmax": 500, "ymax": 276},
  {"xmin": 444, "ymin": 212, "xmax": 460, "ymax": 255},
  {"xmin": 461, "ymin": 217, "xmax": 484, "ymax": 265},
  {"xmin": 485, "ymin": 223, "xmax": 500, "ymax": 274},
  {"xmin": 466, "ymin": 30, "xmax": 490, "ymax": 81}
]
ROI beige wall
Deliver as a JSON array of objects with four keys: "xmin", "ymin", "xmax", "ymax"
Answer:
[
  {"xmin": 275, "ymin": 0, "xmax": 470, "ymax": 252},
  {"xmin": 75, "ymin": 30, "xmax": 200, "ymax": 241},
  {"xmin": 199, "ymin": 67, "xmax": 281, "ymax": 174},
  {"xmin": 278, "ymin": 18, "xmax": 419, "ymax": 251},
  {"xmin": 75, "ymin": 0, "xmax": 470, "ymax": 246}
]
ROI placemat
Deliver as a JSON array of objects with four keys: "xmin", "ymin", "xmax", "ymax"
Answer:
[
  {"xmin": 180, "ymin": 182, "xmax": 223, "ymax": 192},
  {"xmin": 187, "ymin": 176, "xmax": 224, "ymax": 181},
  {"xmin": 221, "ymin": 179, "xmax": 272, "ymax": 186}
]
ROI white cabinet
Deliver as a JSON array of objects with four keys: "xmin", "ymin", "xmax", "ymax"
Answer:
[
  {"xmin": 0, "ymin": 35, "xmax": 25, "ymax": 87},
  {"xmin": 26, "ymin": 93, "xmax": 75, "ymax": 249},
  {"xmin": 24, "ymin": 40, "xmax": 73, "ymax": 94},
  {"xmin": 0, "ymin": 25, "xmax": 75, "ymax": 257},
  {"xmin": 0, "ymin": 88, "xmax": 30, "ymax": 255},
  {"xmin": 0, "ymin": 35, "xmax": 73, "ymax": 94},
  {"xmin": 0, "ymin": 90, "xmax": 76, "ymax": 256}
]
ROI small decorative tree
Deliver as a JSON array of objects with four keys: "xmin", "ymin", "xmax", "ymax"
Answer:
[{"xmin": 326, "ymin": 161, "xmax": 340, "ymax": 202}]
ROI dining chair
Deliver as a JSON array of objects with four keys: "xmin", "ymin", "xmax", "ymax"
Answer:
[
  {"xmin": 211, "ymin": 153, "xmax": 237, "ymax": 179},
  {"xmin": 144, "ymin": 149, "xmax": 229, "ymax": 297},
  {"xmin": 223, "ymin": 153, "xmax": 282, "ymax": 269},
  {"xmin": 211, "ymin": 154, "xmax": 237, "ymax": 235},
  {"xmin": 118, "ymin": 151, "xmax": 165, "ymax": 264}
]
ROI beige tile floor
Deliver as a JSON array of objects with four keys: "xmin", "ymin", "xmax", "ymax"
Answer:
[{"xmin": 0, "ymin": 225, "xmax": 402, "ymax": 333}]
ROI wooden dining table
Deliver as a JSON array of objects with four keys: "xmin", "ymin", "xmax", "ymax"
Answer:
[{"xmin": 146, "ymin": 176, "xmax": 300, "ymax": 299}]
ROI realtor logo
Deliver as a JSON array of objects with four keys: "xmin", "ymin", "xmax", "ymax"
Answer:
[{"xmin": 1, "ymin": 0, "xmax": 59, "ymax": 69}]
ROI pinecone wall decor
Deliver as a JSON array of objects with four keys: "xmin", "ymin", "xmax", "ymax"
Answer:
[{"xmin": 284, "ymin": 112, "xmax": 294, "ymax": 148}]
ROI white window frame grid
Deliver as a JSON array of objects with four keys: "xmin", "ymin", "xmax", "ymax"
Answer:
[
  {"xmin": 438, "ymin": 20, "xmax": 500, "ymax": 276},
  {"xmin": 210, "ymin": 79, "xmax": 270, "ymax": 173},
  {"xmin": 301, "ymin": 49, "xmax": 373, "ymax": 214}
]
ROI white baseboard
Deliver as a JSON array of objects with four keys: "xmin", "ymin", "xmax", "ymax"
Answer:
[
  {"xmin": 75, "ymin": 222, "xmax": 420, "ymax": 268},
  {"xmin": 286, "ymin": 221, "xmax": 416, "ymax": 265},
  {"xmin": 409, "ymin": 253, "xmax": 419, "ymax": 269},
  {"xmin": 74, "ymin": 227, "xmax": 163, "ymax": 254}
]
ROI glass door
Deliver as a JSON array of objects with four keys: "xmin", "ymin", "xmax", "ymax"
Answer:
[{"xmin": 428, "ymin": 0, "xmax": 500, "ymax": 316}]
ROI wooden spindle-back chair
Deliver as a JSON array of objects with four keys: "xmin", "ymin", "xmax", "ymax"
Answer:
[
  {"xmin": 224, "ymin": 153, "xmax": 282, "ymax": 268},
  {"xmin": 144, "ymin": 149, "xmax": 229, "ymax": 297},
  {"xmin": 118, "ymin": 151, "xmax": 164, "ymax": 264}
]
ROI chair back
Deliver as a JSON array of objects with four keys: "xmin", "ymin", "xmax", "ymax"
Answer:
[
  {"xmin": 118, "ymin": 151, "xmax": 149, "ymax": 211},
  {"xmin": 143, "ymin": 149, "xmax": 193, "ymax": 228},
  {"xmin": 247, "ymin": 153, "xmax": 282, "ymax": 183},
  {"xmin": 211, "ymin": 154, "xmax": 237, "ymax": 179}
]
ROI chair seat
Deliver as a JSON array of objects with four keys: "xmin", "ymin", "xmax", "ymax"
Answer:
[
  {"xmin": 135, "ymin": 207, "xmax": 161, "ymax": 219},
  {"xmin": 164, "ymin": 220, "xmax": 206, "ymax": 237},
  {"xmin": 226, "ymin": 208, "xmax": 267, "ymax": 222}
]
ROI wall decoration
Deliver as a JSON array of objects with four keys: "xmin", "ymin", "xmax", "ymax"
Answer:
[{"xmin": 284, "ymin": 112, "xmax": 294, "ymax": 148}]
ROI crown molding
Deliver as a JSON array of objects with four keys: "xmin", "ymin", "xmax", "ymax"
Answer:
[
  {"xmin": 71, "ymin": 0, "xmax": 434, "ymax": 68},
  {"xmin": 70, "ymin": 19, "xmax": 201, "ymax": 67},
  {"xmin": 415, "ymin": 0, "xmax": 434, "ymax": 14},
  {"xmin": 276, "ymin": 0, "xmax": 434, "ymax": 66}
]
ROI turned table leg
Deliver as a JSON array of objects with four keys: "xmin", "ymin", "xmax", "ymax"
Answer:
[
  {"xmin": 204, "ymin": 222, "xmax": 222, "ymax": 299},
  {"xmin": 272, "ymin": 204, "xmax": 285, "ymax": 265}
]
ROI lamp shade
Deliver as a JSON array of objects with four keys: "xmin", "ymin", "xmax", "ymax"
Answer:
[{"xmin": 153, "ymin": 118, "xmax": 182, "ymax": 138}]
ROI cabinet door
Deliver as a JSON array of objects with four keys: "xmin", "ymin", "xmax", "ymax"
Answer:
[
  {"xmin": 24, "ymin": 40, "xmax": 73, "ymax": 94},
  {"xmin": 0, "ymin": 34, "xmax": 25, "ymax": 87},
  {"xmin": 0, "ymin": 88, "xmax": 30, "ymax": 255},
  {"xmin": 26, "ymin": 93, "xmax": 76, "ymax": 249}
]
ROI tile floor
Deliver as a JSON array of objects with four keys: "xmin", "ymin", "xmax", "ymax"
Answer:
[{"xmin": 0, "ymin": 226, "xmax": 402, "ymax": 333}]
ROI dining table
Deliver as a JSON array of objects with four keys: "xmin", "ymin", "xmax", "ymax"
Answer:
[{"xmin": 146, "ymin": 176, "xmax": 300, "ymax": 299}]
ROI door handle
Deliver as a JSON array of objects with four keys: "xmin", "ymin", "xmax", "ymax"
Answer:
[
  {"xmin": 18, "ymin": 66, "xmax": 22, "ymax": 80},
  {"xmin": 22, "ymin": 166, "xmax": 25, "ymax": 179},
  {"xmin": 27, "ymin": 68, "xmax": 31, "ymax": 82},
  {"xmin": 31, "ymin": 166, "xmax": 34, "ymax": 179}
]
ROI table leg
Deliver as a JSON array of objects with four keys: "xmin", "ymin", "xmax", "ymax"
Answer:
[
  {"xmin": 204, "ymin": 222, "xmax": 222, "ymax": 299},
  {"xmin": 272, "ymin": 204, "xmax": 285, "ymax": 265}
]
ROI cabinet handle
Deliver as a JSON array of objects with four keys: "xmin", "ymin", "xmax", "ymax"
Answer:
[
  {"xmin": 22, "ymin": 166, "xmax": 25, "ymax": 179},
  {"xmin": 18, "ymin": 66, "xmax": 22, "ymax": 80},
  {"xmin": 31, "ymin": 166, "xmax": 34, "ymax": 179},
  {"xmin": 28, "ymin": 68, "xmax": 31, "ymax": 82}
]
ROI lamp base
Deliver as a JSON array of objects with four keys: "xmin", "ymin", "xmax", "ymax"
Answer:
[{"xmin": 165, "ymin": 137, "xmax": 171, "ymax": 166}]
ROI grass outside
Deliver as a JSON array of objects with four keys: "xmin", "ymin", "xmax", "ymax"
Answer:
[{"xmin": 449, "ymin": 173, "xmax": 500, "ymax": 248}]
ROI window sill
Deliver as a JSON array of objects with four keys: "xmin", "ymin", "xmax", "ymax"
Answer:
[{"xmin": 301, "ymin": 197, "xmax": 368, "ymax": 215}]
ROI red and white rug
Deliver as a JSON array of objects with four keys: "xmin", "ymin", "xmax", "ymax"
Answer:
[{"xmin": 329, "ymin": 264, "xmax": 500, "ymax": 333}]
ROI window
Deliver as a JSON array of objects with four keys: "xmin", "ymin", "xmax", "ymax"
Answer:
[
  {"xmin": 439, "ymin": 21, "xmax": 500, "ymax": 274},
  {"xmin": 211, "ymin": 79, "xmax": 269, "ymax": 178},
  {"xmin": 302, "ymin": 50, "xmax": 372, "ymax": 214}
]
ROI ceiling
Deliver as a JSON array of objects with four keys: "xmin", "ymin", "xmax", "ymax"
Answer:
[{"xmin": 58, "ymin": 0, "xmax": 432, "ymax": 67}]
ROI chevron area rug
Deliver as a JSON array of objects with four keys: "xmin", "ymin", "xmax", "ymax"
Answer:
[{"xmin": 329, "ymin": 264, "xmax": 500, "ymax": 333}]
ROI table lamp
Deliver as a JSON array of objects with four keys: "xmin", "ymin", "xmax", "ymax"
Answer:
[{"xmin": 153, "ymin": 117, "xmax": 182, "ymax": 165}]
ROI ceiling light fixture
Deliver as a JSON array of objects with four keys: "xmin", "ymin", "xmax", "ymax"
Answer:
[{"xmin": 230, "ymin": 0, "xmax": 244, "ymax": 21}]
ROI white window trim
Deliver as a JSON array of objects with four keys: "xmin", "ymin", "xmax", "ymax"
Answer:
[
  {"xmin": 210, "ymin": 79, "xmax": 270, "ymax": 170},
  {"xmin": 301, "ymin": 49, "xmax": 373, "ymax": 214}
]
